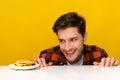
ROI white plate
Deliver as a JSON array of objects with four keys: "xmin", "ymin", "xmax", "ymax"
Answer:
[{"xmin": 9, "ymin": 64, "xmax": 40, "ymax": 70}]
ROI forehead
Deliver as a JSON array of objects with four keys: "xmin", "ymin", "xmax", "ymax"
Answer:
[{"xmin": 57, "ymin": 27, "xmax": 81, "ymax": 39}]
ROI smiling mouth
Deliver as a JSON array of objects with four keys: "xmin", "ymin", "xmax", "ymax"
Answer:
[
  {"xmin": 65, "ymin": 50, "xmax": 76, "ymax": 57},
  {"xmin": 66, "ymin": 52, "xmax": 73, "ymax": 56}
]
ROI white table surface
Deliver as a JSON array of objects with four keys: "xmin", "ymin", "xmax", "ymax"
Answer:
[{"xmin": 0, "ymin": 65, "xmax": 120, "ymax": 80}]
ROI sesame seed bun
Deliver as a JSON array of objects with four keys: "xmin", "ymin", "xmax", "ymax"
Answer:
[{"xmin": 15, "ymin": 59, "xmax": 35, "ymax": 66}]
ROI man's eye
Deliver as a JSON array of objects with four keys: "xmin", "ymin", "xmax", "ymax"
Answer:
[
  {"xmin": 59, "ymin": 40, "xmax": 65, "ymax": 43},
  {"xmin": 71, "ymin": 38, "xmax": 77, "ymax": 42}
]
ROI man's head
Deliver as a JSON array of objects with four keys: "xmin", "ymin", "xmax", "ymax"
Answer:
[
  {"xmin": 52, "ymin": 12, "xmax": 86, "ymax": 36},
  {"xmin": 52, "ymin": 12, "xmax": 87, "ymax": 64}
]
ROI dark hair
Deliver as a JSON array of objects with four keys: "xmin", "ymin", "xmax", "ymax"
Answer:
[{"xmin": 52, "ymin": 12, "xmax": 86, "ymax": 36}]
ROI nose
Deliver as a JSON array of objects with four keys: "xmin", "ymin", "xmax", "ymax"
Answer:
[{"xmin": 64, "ymin": 42, "xmax": 71, "ymax": 51}]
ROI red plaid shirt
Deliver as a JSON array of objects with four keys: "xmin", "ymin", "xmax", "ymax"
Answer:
[{"xmin": 39, "ymin": 44, "xmax": 108, "ymax": 65}]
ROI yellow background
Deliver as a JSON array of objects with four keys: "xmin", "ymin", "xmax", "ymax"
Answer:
[{"xmin": 0, "ymin": 0, "xmax": 120, "ymax": 65}]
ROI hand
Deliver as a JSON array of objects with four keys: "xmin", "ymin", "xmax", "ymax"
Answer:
[
  {"xmin": 35, "ymin": 58, "xmax": 53, "ymax": 67},
  {"xmin": 93, "ymin": 57, "xmax": 119, "ymax": 67}
]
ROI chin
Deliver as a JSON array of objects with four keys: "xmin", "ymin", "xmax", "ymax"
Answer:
[{"xmin": 67, "ymin": 57, "xmax": 76, "ymax": 62}]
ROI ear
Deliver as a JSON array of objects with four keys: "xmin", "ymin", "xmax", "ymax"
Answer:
[{"xmin": 83, "ymin": 32, "xmax": 87, "ymax": 42}]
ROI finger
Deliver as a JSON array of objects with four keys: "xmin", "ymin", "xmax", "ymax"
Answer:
[
  {"xmin": 93, "ymin": 61, "xmax": 100, "ymax": 66},
  {"xmin": 93, "ymin": 62, "xmax": 98, "ymax": 66},
  {"xmin": 114, "ymin": 60, "xmax": 119, "ymax": 66},
  {"xmin": 100, "ymin": 58, "xmax": 106, "ymax": 66},
  {"xmin": 36, "ymin": 58, "xmax": 46, "ymax": 67},
  {"xmin": 47, "ymin": 62, "xmax": 53, "ymax": 66},
  {"xmin": 105, "ymin": 57, "xmax": 111, "ymax": 66},
  {"xmin": 40, "ymin": 58, "xmax": 47, "ymax": 67},
  {"xmin": 110, "ymin": 57, "xmax": 115, "ymax": 66},
  {"xmin": 36, "ymin": 58, "xmax": 41, "ymax": 64}
]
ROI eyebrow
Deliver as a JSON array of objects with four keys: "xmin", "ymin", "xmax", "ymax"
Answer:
[{"xmin": 58, "ymin": 36, "xmax": 78, "ymax": 40}]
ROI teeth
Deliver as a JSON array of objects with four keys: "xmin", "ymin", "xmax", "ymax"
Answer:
[
  {"xmin": 67, "ymin": 51, "xmax": 74, "ymax": 54},
  {"xmin": 66, "ymin": 52, "xmax": 71, "ymax": 53},
  {"xmin": 67, "ymin": 52, "xmax": 72, "ymax": 54},
  {"xmin": 66, "ymin": 52, "xmax": 73, "ymax": 54},
  {"xmin": 64, "ymin": 50, "xmax": 75, "ymax": 55}
]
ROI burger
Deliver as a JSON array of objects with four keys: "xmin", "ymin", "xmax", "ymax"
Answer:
[{"xmin": 15, "ymin": 59, "xmax": 35, "ymax": 67}]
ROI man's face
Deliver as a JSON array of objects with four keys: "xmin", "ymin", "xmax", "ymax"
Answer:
[{"xmin": 57, "ymin": 27, "xmax": 86, "ymax": 63}]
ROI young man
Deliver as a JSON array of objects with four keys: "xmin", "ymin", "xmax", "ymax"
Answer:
[{"xmin": 36, "ymin": 12, "xmax": 118, "ymax": 67}]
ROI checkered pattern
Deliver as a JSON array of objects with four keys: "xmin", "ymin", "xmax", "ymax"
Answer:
[{"xmin": 39, "ymin": 44, "xmax": 108, "ymax": 65}]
